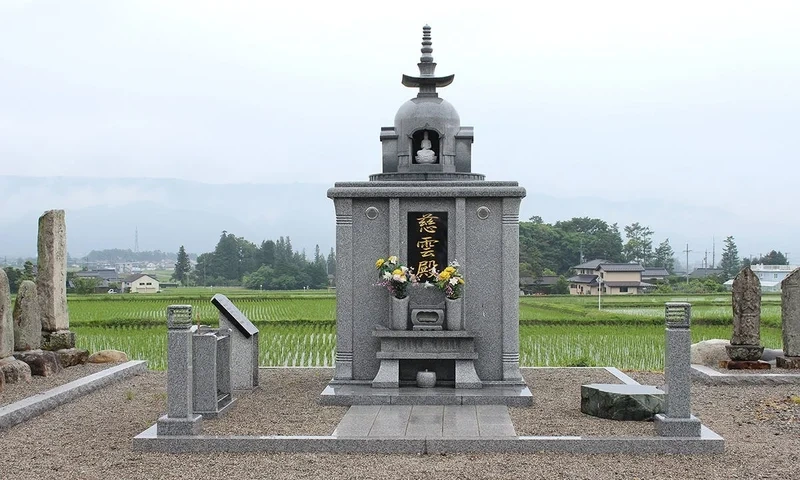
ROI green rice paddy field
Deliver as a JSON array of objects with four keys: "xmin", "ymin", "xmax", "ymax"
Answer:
[{"xmin": 70, "ymin": 290, "xmax": 782, "ymax": 371}]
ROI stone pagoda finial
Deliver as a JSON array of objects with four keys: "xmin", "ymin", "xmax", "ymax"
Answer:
[{"xmin": 402, "ymin": 25, "xmax": 454, "ymax": 97}]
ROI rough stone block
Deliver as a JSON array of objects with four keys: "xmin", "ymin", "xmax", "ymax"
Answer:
[
  {"xmin": 776, "ymin": 356, "xmax": 800, "ymax": 369},
  {"xmin": 13, "ymin": 349, "xmax": 62, "ymax": 376},
  {"xmin": 0, "ymin": 356, "xmax": 32, "ymax": 384},
  {"xmin": 88, "ymin": 349, "xmax": 128, "ymax": 363},
  {"xmin": 726, "ymin": 344, "xmax": 763, "ymax": 362},
  {"xmin": 41, "ymin": 330, "xmax": 75, "ymax": 350},
  {"xmin": 581, "ymin": 384, "xmax": 665, "ymax": 421},
  {"xmin": 0, "ymin": 269, "xmax": 12, "ymax": 358},
  {"xmin": 56, "ymin": 348, "xmax": 89, "ymax": 367},
  {"xmin": 37, "ymin": 209, "xmax": 69, "ymax": 332},
  {"xmin": 13, "ymin": 280, "xmax": 40, "ymax": 351}
]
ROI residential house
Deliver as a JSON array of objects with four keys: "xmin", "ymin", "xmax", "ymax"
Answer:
[
  {"xmin": 568, "ymin": 260, "xmax": 651, "ymax": 295},
  {"xmin": 73, "ymin": 269, "xmax": 123, "ymax": 292},
  {"xmin": 642, "ymin": 267, "xmax": 670, "ymax": 283},
  {"xmin": 124, "ymin": 274, "xmax": 160, "ymax": 294},
  {"xmin": 519, "ymin": 275, "xmax": 560, "ymax": 295},
  {"xmin": 687, "ymin": 268, "xmax": 723, "ymax": 280},
  {"xmin": 723, "ymin": 264, "xmax": 799, "ymax": 293}
]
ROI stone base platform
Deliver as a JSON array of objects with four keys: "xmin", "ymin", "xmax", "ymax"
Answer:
[
  {"xmin": 776, "ymin": 356, "xmax": 800, "ymax": 369},
  {"xmin": 720, "ymin": 360, "xmax": 771, "ymax": 370},
  {"xmin": 319, "ymin": 383, "xmax": 533, "ymax": 406}
]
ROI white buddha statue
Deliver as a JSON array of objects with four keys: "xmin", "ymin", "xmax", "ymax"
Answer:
[{"xmin": 415, "ymin": 131, "xmax": 437, "ymax": 164}]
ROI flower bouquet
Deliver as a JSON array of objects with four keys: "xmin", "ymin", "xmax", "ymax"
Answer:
[
  {"xmin": 432, "ymin": 260, "xmax": 464, "ymax": 299},
  {"xmin": 375, "ymin": 255, "xmax": 416, "ymax": 299}
]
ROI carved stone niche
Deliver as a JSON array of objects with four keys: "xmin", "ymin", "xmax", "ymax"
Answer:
[{"xmin": 410, "ymin": 287, "xmax": 445, "ymax": 331}]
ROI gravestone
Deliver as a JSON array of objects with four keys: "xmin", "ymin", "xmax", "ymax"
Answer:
[
  {"xmin": 37, "ymin": 210, "xmax": 74, "ymax": 350},
  {"xmin": 655, "ymin": 302, "xmax": 701, "ymax": 437},
  {"xmin": 211, "ymin": 294, "xmax": 259, "ymax": 391},
  {"xmin": 324, "ymin": 26, "xmax": 529, "ymax": 405},
  {"xmin": 777, "ymin": 268, "xmax": 800, "ymax": 369},
  {"xmin": 726, "ymin": 267, "xmax": 767, "ymax": 366},
  {"xmin": 13, "ymin": 280, "xmax": 40, "ymax": 351},
  {"xmin": 0, "ymin": 269, "xmax": 32, "ymax": 384}
]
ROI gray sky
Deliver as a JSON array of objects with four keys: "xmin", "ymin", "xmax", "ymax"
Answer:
[{"xmin": 1, "ymin": 0, "xmax": 798, "ymax": 225}]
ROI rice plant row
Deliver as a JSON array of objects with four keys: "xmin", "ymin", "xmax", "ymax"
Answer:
[{"xmin": 73, "ymin": 324, "xmax": 782, "ymax": 372}]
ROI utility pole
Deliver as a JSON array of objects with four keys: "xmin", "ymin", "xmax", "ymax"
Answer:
[
  {"xmin": 683, "ymin": 244, "xmax": 692, "ymax": 284},
  {"xmin": 712, "ymin": 236, "xmax": 716, "ymax": 268}
]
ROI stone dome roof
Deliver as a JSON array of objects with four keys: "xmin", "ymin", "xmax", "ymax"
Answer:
[{"xmin": 394, "ymin": 96, "xmax": 460, "ymax": 135}]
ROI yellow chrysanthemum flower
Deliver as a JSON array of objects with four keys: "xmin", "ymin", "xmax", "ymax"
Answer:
[
  {"xmin": 445, "ymin": 266, "xmax": 455, "ymax": 273},
  {"xmin": 392, "ymin": 268, "xmax": 403, "ymax": 276},
  {"xmin": 376, "ymin": 258, "xmax": 385, "ymax": 268},
  {"xmin": 439, "ymin": 271, "xmax": 451, "ymax": 281}
]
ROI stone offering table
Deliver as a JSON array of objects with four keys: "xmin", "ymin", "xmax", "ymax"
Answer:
[{"xmin": 372, "ymin": 328, "xmax": 482, "ymax": 389}]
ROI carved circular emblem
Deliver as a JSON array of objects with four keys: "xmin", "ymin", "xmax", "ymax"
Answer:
[
  {"xmin": 476, "ymin": 206, "xmax": 491, "ymax": 220},
  {"xmin": 365, "ymin": 206, "xmax": 379, "ymax": 220}
]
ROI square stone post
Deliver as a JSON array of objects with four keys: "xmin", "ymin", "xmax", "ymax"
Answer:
[
  {"xmin": 332, "ymin": 198, "xmax": 354, "ymax": 380},
  {"xmin": 655, "ymin": 302, "xmax": 701, "ymax": 437},
  {"xmin": 501, "ymin": 198, "xmax": 523, "ymax": 381},
  {"xmin": 157, "ymin": 305, "xmax": 203, "ymax": 436}
]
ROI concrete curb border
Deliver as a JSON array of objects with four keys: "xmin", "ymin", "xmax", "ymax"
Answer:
[
  {"xmin": 132, "ymin": 424, "xmax": 724, "ymax": 454},
  {"xmin": 0, "ymin": 360, "xmax": 148, "ymax": 431},
  {"xmin": 133, "ymin": 366, "xmax": 724, "ymax": 454},
  {"xmin": 691, "ymin": 364, "xmax": 800, "ymax": 385}
]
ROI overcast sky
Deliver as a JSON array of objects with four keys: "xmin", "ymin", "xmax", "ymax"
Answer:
[{"xmin": 1, "ymin": 1, "xmax": 798, "ymax": 226}]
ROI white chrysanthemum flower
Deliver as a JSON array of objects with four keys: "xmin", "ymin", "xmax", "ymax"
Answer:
[
  {"xmin": 449, "ymin": 278, "xmax": 458, "ymax": 286},
  {"xmin": 393, "ymin": 274, "xmax": 406, "ymax": 283},
  {"xmin": 383, "ymin": 272, "xmax": 392, "ymax": 280},
  {"xmin": 388, "ymin": 256, "xmax": 398, "ymax": 263}
]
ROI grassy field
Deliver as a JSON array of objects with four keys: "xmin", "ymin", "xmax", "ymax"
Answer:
[{"xmin": 68, "ymin": 290, "xmax": 781, "ymax": 371}]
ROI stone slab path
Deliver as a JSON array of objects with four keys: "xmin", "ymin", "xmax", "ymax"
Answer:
[{"xmin": 333, "ymin": 404, "xmax": 516, "ymax": 438}]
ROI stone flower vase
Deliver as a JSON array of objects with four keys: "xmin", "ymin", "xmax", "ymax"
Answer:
[
  {"xmin": 416, "ymin": 370, "xmax": 436, "ymax": 388},
  {"xmin": 445, "ymin": 297, "xmax": 463, "ymax": 331},
  {"xmin": 391, "ymin": 296, "xmax": 409, "ymax": 330}
]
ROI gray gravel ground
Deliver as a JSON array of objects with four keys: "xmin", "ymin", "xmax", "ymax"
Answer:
[{"xmin": 1, "ymin": 367, "xmax": 799, "ymax": 480}]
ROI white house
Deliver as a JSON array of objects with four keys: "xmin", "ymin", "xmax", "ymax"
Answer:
[
  {"xmin": 724, "ymin": 264, "xmax": 799, "ymax": 292},
  {"xmin": 124, "ymin": 274, "xmax": 160, "ymax": 294}
]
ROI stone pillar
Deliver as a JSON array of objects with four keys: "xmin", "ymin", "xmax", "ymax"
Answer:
[
  {"xmin": 655, "ymin": 302, "xmax": 701, "ymax": 437},
  {"xmin": 0, "ymin": 269, "xmax": 32, "ymax": 384},
  {"xmin": 777, "ymin": 268, "xmax": 800, "ymax": 369},
  {"xmin": 726, "ymin": 267, "xmax": 765, "ymax": 363},
  {"xmin": 500, "ymin": 197, "xmax": 523, "ymax": 382},
  {"xmin": 14, "ymin": 280, "xmax": 41, "ymax": 351},
  {"xmin": 157, "ymin": 305, "xmax": 203, "ymax": 436},
  {"xmin": 333, "ymin": 198, "xmax": 354, "ymax": 380},
  {"xmin": 37, "ymin": 209, "xmax": 73, "ymax": 350}
]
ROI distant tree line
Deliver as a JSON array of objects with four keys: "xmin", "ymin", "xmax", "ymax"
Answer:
[
  {"xmin": 82, "ymin": 249, "xmax": 178, "ymax": 263},
  {"xmin": 519, "ymin": 216, "xmax": 675, "ymax": 278},
  {"xmin": 182, "ymin": 232, "xmax": 334, "ymax": 290}
]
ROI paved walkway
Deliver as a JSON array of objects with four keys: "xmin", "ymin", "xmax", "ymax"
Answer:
[{"xmin": 332, "ymin": 404, "xmax": 516, "ymax": 438}]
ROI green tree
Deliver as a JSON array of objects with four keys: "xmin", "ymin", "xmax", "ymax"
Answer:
[
  {"xmin": 172, "ymin": 245, "xmax": 191, "ymax": 286},
  {"xmin": 720, "ymin": 236, "xmax": 741, "ymax": 279},
  {"xmin": 553, "ymin": 275, "xmax": 570, "ymax": 294},
  {"xmin": 3, "ymin": 267, "xmax": 22, "ymax": 294},
  {"xmin": 73, "ymin": 277, "xmax": 101, "ymax": 294},
  {"xmin": 21, "ymin": 261, "xmax": 35, "ymax": 281},
  {"xmin": 242, "ymin": 265, "xmax": 275, "ymax": 290},
  {"xmin": 622, "ymin": 223, "xmax": 654, "ymax": 265},
  {"xmin": 652, "ymin": 238, "xmax": 675, "ymax": 271},
  {"xmin": 755, "ymin": 250, "xmax": 788, "ymax": 265},
  {"xmin": 326, "ymin": 248, "xmax": 336, "ymax": 277}
]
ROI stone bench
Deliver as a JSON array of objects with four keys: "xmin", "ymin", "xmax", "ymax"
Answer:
[{"xmin": 581, "ymin": 384, "xmax": 665, "ymax": 421}]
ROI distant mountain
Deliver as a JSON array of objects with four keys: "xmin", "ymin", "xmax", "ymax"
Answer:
[{"xmin": 0, "ymin": 176, "xmax": 796, "ymax": 268}]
